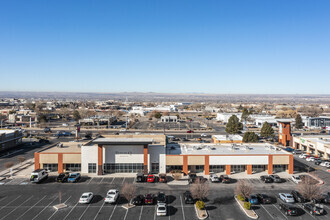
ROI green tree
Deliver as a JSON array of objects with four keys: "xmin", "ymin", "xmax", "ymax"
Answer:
[
  {"xmin": 225, "ymin": 115, "xmax": 243, "ymax": 134},
  {"xmin": 295, "ymin": 114, "xmax": 303, "ymax": 129},
  {"xmin": 260, "ymin": 122, "xmax": 274, "ymax": 139},
  {"xmin": 153, "ymin": 111, "xmax": 162, "ymax": 119},
  {"xmin": 243, "ymin": 132, "xmax": 259, "ymax": 143},
  {"xmin": 241, "ymin": 108, "xmax": 250, "ymax": 122},
  {"xmin": 73, "ymin": 110, "xmax": 81, "ymax": 121}
]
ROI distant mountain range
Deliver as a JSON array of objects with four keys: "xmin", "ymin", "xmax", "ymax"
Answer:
[{"xmin": 0, "ymin": 91, "xmax": 330, "ymax": 103}]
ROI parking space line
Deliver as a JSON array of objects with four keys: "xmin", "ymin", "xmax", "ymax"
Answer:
[
  {"xmin": 180, "ymin": 196, "xmax": 185, "ymax": 220},
  {"xmin": 110, "ymin": 177, "xmax": 115, "ymax": 184},
  {"xmin": 88, "ymin": 177, "xmax": 94, "ymax": 184},
  {"xmin": 100, "ymin": 177, "xmax": 104, "ymax": 184},
  {"xmin": 17, "ymin": 195, "xmax": 47, "ymax": 220},
  {"xmin": 48, "ymin": 196, "xmax": 71, "ymax": 220},
  {"xmin": 63, "ymin": 202, "xmax": 79, "ymax": 220},
  {"xmin": 123, "ymin": 208, "xmax": 129, "ymax": 220},
  {"xmin": 122, "ymin": 177, "xmax": 125, "ymax": 184},
  {"xmin": 109, "ymin": 203, "xmax": 117, "ymax": 220},
  {"xmin": 0, "ymin": 196, "xmax": 33, "ymax": 220},
  {"xmin": 0, "ymin": 195, "xmax": 21, "ymax": 211},
  {"xmin": 260, "ymin": 204, "xmax": 274, "ymax": 219},
  {"xmin": 272, "ymin": 204, "xmax": 288, "ymax": 220},
  {"xmin": 138, "ymin": 205, "xmax": 143, "ymax": 220},
  {"xmin": 78, "ymin": 202, "xmax": 91, "ymax": 220},
  {"xmin": 154, "ymin": 205, "xmax": 156, "ymax": 220},
  {"xmin": 93, "ymin": 201, "xmax": 105, "ymax": 220},
  {"xmin": 0, "ymin": 196, "xmax": 7, "ymax": 203},
  {"xmin": 32, "ymin": 196, "xmax": 58, "ymax": 220}
]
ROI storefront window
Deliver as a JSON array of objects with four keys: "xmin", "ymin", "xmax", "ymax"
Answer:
[
  {"xmin": 43, "ymin": 164, "xmax": 58, "ymax": 172},
  {"xmin": 103, "ymin": 163, "xmax": 143, "ymax": 173},
  {"xmin": 252, "ymin": 165, "xmax": 266, "ymax": 173},
  {"xmin": 209, "ymin": 165, "xmax": 225, "ymax": 173},
  {"xmin": 64, "ymin": 163, "xmax": 81, "ymax": 172},
  {"xmin": 88, "ymin": 163, "xmax": 96, "ymax": 173},
  {"xmin": 231, "ymin": 165, "xmax": 246, "ymax": 173},
  {"xmin": 166, "ymin": 165, "xmax": 183, "ymax": 173},
  {"xmin": 273, "ymin": 165, "xmax": 287, "ymax": 173}
]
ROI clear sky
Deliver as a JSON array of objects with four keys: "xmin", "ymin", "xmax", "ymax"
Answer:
[{"xmin": 0, "ymin": 0, "xmax": 329, "ymax": 94}]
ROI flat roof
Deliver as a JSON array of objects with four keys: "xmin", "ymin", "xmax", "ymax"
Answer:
[
  {"xmin": 0, "ymin": 130, "xmax": 17, "ymax": 135},
  {"xmin": 92, "ymin": 138, "xmax": 154, "ymax": 145},
  {"xmin": 167, "ymin": 143, "xmax": 291, "ymax": 156},
  {"xmin": 297, "ymin": 135, "xmax": 330, "ymax": 144},
  {"xmin": 213, "ymin": 135, "xmax": 242, "ymax": 141},
  {"xmin": 41, "ymin": 141, "xmax": 85, "ymax": 153}
]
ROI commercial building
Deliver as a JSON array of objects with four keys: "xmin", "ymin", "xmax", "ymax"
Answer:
[
  {"xmin": 211, "ymin": 135, "xmax": 243, "ymax": 144},
  {"xmin": 292, "ymin": 135, "xmax": 330, "ymax": 159},
  {"xmin": 0, "ymin": 129, "xmax": 23, "ymax": 152},
  {"xmin": 278, "ymin": 120, "xmax": 293, "ymax": 146},
  {"xmin": 303, "ymin": 116, "xmax": 330, "ymax": 129},
  {"xmin": 161, "ymin": 116, "xmax": 178, "ymax": 123}
]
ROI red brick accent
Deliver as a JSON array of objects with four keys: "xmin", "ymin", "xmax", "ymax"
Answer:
[
  {"xmin": 183, "ymin": 155, "xmax": 188, "ymax": 175},
  {"xmin": 288, "ymin": 154, "xmax": 294, "ymax": 174},
  {"xmin": 144, "ymin": 145, "xmax": 148, "ymax": 175},
  {"xmin": 247, "ymin": 165, "xmax": 252, "ymax": 175},
  {"xmin": 268, "ymin": 155, "xmax": 273, "ymax": 174},
  {"xmin": 204, "ymin": 156, "xmax": 209, "ymax": 175},
  {"xmin": 225, "ymin": 165, "xmax": 231, "ymax": 175},
  {"xmin": 34, "ymin": 152, "xmax": 40, "ymax": 170},
  {"xmin": 97, "ymin": 145, "xmax": 103, "ymax": 175},
  {"xmin": 58, "ymin": 153, "xmax": 63, "ymax": 173}
]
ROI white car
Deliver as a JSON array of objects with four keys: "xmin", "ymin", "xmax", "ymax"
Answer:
[
  {"xmin": 120, "ymin": 129, "xmax": 127, "ymax": 132},
  {"xmin": 209, "ymin": 174, "xmax": 220, "ymax": 182},
  {"xmin": 79, "ymin": 192, "xmax": 93, "ymax": 204},
  {"xmin": 201, "ymin": 133, "xmax": 208, "ymax": 137},
  {"xmin": 306, "ymin": 157, "xmax": 315, "ymax": 162},
  {"xmin": 104, "ymin": 189, "xmax": 119, "ymax": 204},
  {"xmin": 320, "ymin": 162, "xmax": 330, "ymax": 167},
  {"xmin": 279, "ymin": 193, "xmax": 295, "ymax": 203},
  {"xmin": 62, "ymin": 123, "xmax": 69, "ymax": 126},
  {"xmin": 291, "ymin": 175, "xmax": 302, "ymax": 184},
  {"xmin": 293, "ymin": 149, "xmax": 303, "ymax": 154},
  {"xmin": 299, "ymin": 154, "xmax": 308, "ymax": 159},
  {"xmin": 157, "ymin": 203, "xmax": 167, "ymax": 216}
]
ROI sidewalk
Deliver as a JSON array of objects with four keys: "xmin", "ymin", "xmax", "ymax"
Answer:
[{"xmin": 0, "ymin": 158, "xmax": 34, "ymax": 180}]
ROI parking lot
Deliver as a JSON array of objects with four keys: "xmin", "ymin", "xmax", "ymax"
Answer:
[{"xmin": 0, "ymin": 175, "xmax": 329, "ymax": 220}]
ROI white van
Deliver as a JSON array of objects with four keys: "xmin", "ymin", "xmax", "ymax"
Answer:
[{"xmin": 30, "ymin": 169, "xmax": 48, "ymax": 183}]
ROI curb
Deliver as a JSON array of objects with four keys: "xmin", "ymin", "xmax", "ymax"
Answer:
[
  {"xmin": 194, "ymin": 204, "xmax": 208, "ymax": 220},
  {"xmin": 121, "ymin": 204, "xmax": 135, "ymax": 209},
  {"xmin": 307, "ymin": 173, "xmax": 324, "ymax": 185},
  {"xmin": 234, "ymin": 196, "xmax": 258, "ymax": 219}
]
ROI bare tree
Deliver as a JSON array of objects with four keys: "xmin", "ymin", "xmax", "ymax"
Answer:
[
  {"xmin": 297, "ymin": 176, "xmax": 323, "ymax": 202},
  {"xmin": 235, "ymin": 180, "xmax": 253, "ymax": 199},
  {"xmin": 5, "ymin": 162, "xmax": 14, "ymax": 169},
  {"xmin": 190, "ymin": 178, "xmax": 210, "ymax": 201},
  {"xmin": 121, "ymin": 183, "xmax": 136, "ymax": 207},
  {"xmin": 18, "ymin": 156, "xmax": 25, "ymax": 164}
]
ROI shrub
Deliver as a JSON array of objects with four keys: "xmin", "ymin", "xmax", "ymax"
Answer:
[
  {"xmin": 196, "ymin": 200, "xmax": 205, "ymax": 210},
  {"xmin": 244, "ymin": 202, "xmax": 251, "ymax": 210},
  {"xmin": 237, "ymin": 194, "xmax": 245, "ymax": 201},
  {"xmin": 173, "ymin": 173, "xmax": 182, "ymax": 181}
]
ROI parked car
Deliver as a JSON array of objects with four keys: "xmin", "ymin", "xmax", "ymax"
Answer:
[
  {"xmin": 79, "ymin": 192, "xmax": 93, "ymax": 204},
  {"xmin": 131, "ymin": 195, "xmax": 144, "ymax": 206},
  {"xmin": 156, "ymin": 192, "xmax": 166, "ymax": 204},
  {"xmin": 62, "ymin": 123, "xmax": 69, "ymax": 127},
  {"xmin": 314, "ymin": 158, "xmax": 323, "ymax": 165},
  {"xmin": 188, "ymin": 173, "xmax": 197, "ymax": 184},
  {"xmin": 306, "ymin": 157, "xmax": 315, "ymax": 162},
  {"xmin": 136, "ymin": 173, "xmax": 145, "ymax": 182},
  {"xmin": 256, "ymin": 194, "xmax": 272, "ymax": 204},
  {"xmin": 186, "ymin": 130, "xmax": 194, "ymax": 133},
  {"xmin": 299, "ymin": 154, "xmax": 308, "ymax": 159},
  {"xmin": 38, "ymin": 138, "xmax": 50, "ymax": 144},
  {"xmin": 249, "ymin": 195, "xmax": 259, "ymax": 204},
  {"xmin": 56, "ymin": 172, "xmax": 70, "ymax": 183},
  {"xmin": 209, "ymin": 174, "xmax": 220, "ymax": 183},
  {"xmin": 220, "ymin": 175, "xmax": 231, "ymax": 183},
  {"xmin": 30, "ymin": 169, "xmax": 48, "ymax": 183},
  {"xmin": 55, "ymin": 131, "xmax": 72, "ymax": 137},
  {"xmin": 156, "ymin": 203, "xmax": 167, "ymax": 216},
  {"xmin": 312, "ymin": 192, "xmax": 330, "ymax": 204},
  {"xmin": 201, "ymin": 133, "xmax": 208, "ymax": 137},
  {"xmin": 260, "ymin": 175, "xmax": 273, "ymax": 183},
  {"xmin": 269, "ymin": 175, "xmax": 282, "ymax": 183},
  {"xmin": 183, "ymin": 191, "xmax": 194, "ymax": 204},
  {"xmin": 291, "ymin": 190, "xmax": 306, "ymax": 203},
  {"xmin": 279, "ymin": 193, "xmax": 295, "ymax": 203},
  {"xmin": 291, "ymin": 175, "xmax": 302, "ymax": 184},
  {"xmin": 144, "ymin": 194, "xmax": 154, "ymax": 205},
  {"xmin": 303, "ymin": 203, "xmax": 324, "ymax": 215},
  {"xmin": 159, "ymin": 174, "xmax": 167, "ymax": 183},
  {"xmin": 293, "ymin": 149, "xmax": 303, "ymax": 154},
  {"xmin": 43, "ymin": 127, "xmax": 52, "ymax": 133},
  {"xmin": 279, "ymin": 203, "xmax": 298, "ymax": 216},
  {"xmin": 320, "ymin": 161, "xmax": 330, "ymax": 168},
  {"xmin": 104, "ymin": 189, "xmax": 119, "ymax": 204},
  {"xmin": 323, "ymin": 192, "xmax": 330, "ymax": 203},
  {"xmin": 67, "ymin": 173, "xmax": 81, "ymax": 183},
  {"xmin": 147, "ymin": 174, "xmax": 155, "ymax": 183}
]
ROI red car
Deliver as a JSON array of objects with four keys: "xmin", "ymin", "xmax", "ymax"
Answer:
[
  {"xmin": 147, "ymin": 174, "xmax": 155, "ymax": 183},
  {"xmin": 187, "ymin": 130, "xmax": 194, "ymax": 133},
  {"xmin": 144, "ymin": 194, "xmax": 154, "ymax": 205}
]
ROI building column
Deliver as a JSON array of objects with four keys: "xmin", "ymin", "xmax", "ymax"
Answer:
[
  {"xmin": 204, "ymin": 156, "xmax": 209, "ymax": 175},
  {"xmin": 58, "ymin": 153, "xmax": 63, "ymax": 173},
  {"xmin": 268, "ymin": 155, "xmax": 273, "ymax": 174},
  {"xmin": 144, "ymin": 144, "xmax": 148, "ymax": 175},
  {"xmin": 225, "ymin": 165, "xmax": 231, "ymax": 175},
  {"xmin": 246, "ymin": 165, "xmax": 252, "ymax": 175},
  {"xmin": 97, "ymin": 145, "xmax": 103, "ymax": 175},
  {"xmin": 34, "ymin": 152, "xmax": 40, "ymax": 170},
  {"xmin": 288, "ymin": 154, "xmax": 294, "ymax": 174},
  {"xmin": 183, "ymin": 155, "xmax": 188, "ymax": 175}
]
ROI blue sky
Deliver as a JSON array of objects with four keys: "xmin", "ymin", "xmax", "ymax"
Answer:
[{"xmin": 0, "ymin": 0, "xmax": 329, "ymax": 94}]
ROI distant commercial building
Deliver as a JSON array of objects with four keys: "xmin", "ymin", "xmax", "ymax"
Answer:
[
  {"xmin": 0, "ymin": 130, "xmax": 23, "ymax": 152},
  {"xmin": 161, "ymin": 116, "xmax": 178, "ymax": 123},
  {"xmin": 216, "ymin": 113, "xmax": 242, "ymax": 123},
  {"xmin": 292, "ymin": 135, "xmax": 330, "ymax": 159},
  {"xmin": 304, "ymin": 116, "xmax": 330, "ymax": 129},
  {"xmin": 79, "ymin": 116, "xmax": 116, "ymax": 126},
  {"xmin": 211, "ymin": 135, "xmax": 243, "ymax": 144}
]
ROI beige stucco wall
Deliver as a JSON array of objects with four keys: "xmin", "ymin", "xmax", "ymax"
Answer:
[
  {"xmin": 166, "ymin": 156, "xmax": 183, "ymax": 165},
  {"xmin": 273, "ymin": 155, "xmax": 289, "ymax": 165},
  {"xmin": 188, "ymin": 156, "xmax": 205, "ymax": 165},
  {"xmin": 39, "ymin": 154, "xmax": 58, "ymax": 163},
  {"xmin": 63, "ymin": 154, "xmax": 81, "ymax": 163}
]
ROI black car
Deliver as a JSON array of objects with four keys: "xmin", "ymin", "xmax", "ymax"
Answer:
[
  {"xmin": 312, "ymin": 192, "xmax": 330, "ymax": 204},
  {"xmin": 157, "ymin": 192, "xmax": 166, "ymax": 204},
  {"xmin": 56, "ymin": 172, "xmax": 70, "ymax": 183},
  {"xmin": 269, "ymin": 175, "xmax": 282, "ymax": 183},
  {"xmin": 44, "ymin": 127, "xmax": 52, "ymax": 133},
  {"xmin": 136, "ymin": 173, "xmax": 145, "ymax": 182},
  {"xmin": 131, "ymin": 195, "xmax": 144, "ymax": 206},
  {"xmin": 221, "ymin": 175, "xmax": 231, "ymax": 184},
  {"xmin": 279, "ymin": 203, "xmax": 299, "ymax": 216},
  {"xmin": 303, "ymin": 203, "xmax": 324, "ymax": 215},
  {"xmin": 291, "ymin": 190, "xmax": 306, "ymax": 203},
  {"xmin": 256, "ymin": 194, "xmax": 272, "ymax": 204},
  {"xmin": 183, "ymin": 191, "xmax": 194, "ymax": 204},
  {"xmin": 260, "ymin": 175, "xmax": 273, "ymax": 183},
  {"xmin": 314, "ymin": 158, "xmax": 323, "ymax": 165}
]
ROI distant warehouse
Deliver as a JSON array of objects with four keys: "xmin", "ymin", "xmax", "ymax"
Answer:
[{"xmin": 0, "ymin": 130, "xmax": 23, "ymax": 152}]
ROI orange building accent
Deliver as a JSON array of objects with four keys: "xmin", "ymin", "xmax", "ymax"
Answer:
[
  {"xmin": 288, "ymin": 154, "xmax": 294, "ymax": 174},
  {"xmin": 246, "ymin": 165, "xmax": 252, "ymax": 175},
  {"xmin": 143, "ymin": 145, "xmax": 148, "ymax": 175},
  {"xmin": 97, "ymin": 145, "xmax": 103, "ymax": 175},
  {"xmin": 225, "ymin": 165, "xmax": 231, "ymax": 175},
  {"xmin": 268, "ymin": 155, "xmax": 273, "ymax": 174},
  {"xmin": 278, "ymin": 122, "xmax": 292, "ymax": 146},
  {"xmin": 58, "ymin": 153, "xmax": 63, "ymax": 173},
  {"xmin": 34, "ymin": 152, "xmax": 40, "ymax": 170},
  {"xmin": 204, "ymin": 156, "xmax": 209, "ymax": 175},
  {"xmin": 183, "ymin": 155, "xmax": 188, "ymax": 175}
]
